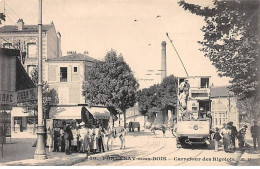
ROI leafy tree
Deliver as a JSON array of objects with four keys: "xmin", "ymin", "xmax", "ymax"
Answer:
[
  {"xmin": 178, "ymin": 0, "xmax": 260, "ymax": 100},
  {"xmin": 83, "ymin": 50, "xmax": 139, "ymax": 127},
  {"xmin": 21, "ymin": 67, "xmax": 59, "ymax": 132},
  {"xmin": 137, "ymin": 84, "xmax": 161, "ymax": 117},
  {"xmin": 137, "ymin": 75, "xmax": 178, "ymax": 120},
  {"xmin": 236, "ymin": 95, "xmax": 260, "ymax": 123}
]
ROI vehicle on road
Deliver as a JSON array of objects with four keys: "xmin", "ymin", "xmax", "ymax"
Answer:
[
  {"xmin": 175, "ymin": 76, "xmax": 212, "ymax": 148},
  {"xmin": 128, "ymin": 122, "xmax": 140, "ymax": 132}
]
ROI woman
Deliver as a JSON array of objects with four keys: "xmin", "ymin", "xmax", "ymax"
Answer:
[
  {"xmin": 91, "ymin": 125, "xmax": 98, "ymax": 153},
  {"xmin": 85, "ymin": 126, "xmax": 91, "ymax": 155},
  {"xmin": 119, "ymin": 127, "xmax": 127, "ymax": 149},
  {"xmin": 221, "ymin": 123, "xmax": 232, "ymax": 152},
  {"xmin": 71, "ymin": 126, "xmax": 78, "ymax": 152},
  {"xmin": 237, "ymin": 125, "xmax": 247, "ymax": 150},
  {"xmin": 79, "ymin": 123, "xmax": 86, "ymax": 153}
]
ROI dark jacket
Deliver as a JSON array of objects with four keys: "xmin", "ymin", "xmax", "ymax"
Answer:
[
  {"xmin": 64, "ymin": 126, "xmax": 73, "ymax": 140},
  {"xmin": 213, "ymin": 131, "xmax": 222, "ymax": 141},
  {"xmin": 251, "ymin": 125, "xmax": 259, "ymax": 137},
  {"xmin": 230, "ymin": 126, "xmax": 238, "ymax": 137}
]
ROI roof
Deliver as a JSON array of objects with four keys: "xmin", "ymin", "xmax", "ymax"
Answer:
[
  {"xmin": 0, "ymin": 25, "xmax": 53, "ymax": 33},
  {"xmin": 210, "ymin": 86, "xmax": 234, "ymax": 98},
  {"xmin": 47, "ymin": 53, "xmax": 96, "ymax": 62}
]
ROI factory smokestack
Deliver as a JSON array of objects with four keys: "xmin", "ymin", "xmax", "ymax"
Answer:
[{"xmin": 161, "ymin": 41, "xmax": 167, "ymax": 82}]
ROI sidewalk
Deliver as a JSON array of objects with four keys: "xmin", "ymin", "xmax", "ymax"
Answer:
[
  {"xmin": 0, "ymin": 138, "xmax": 87, "ymax": 166},
  {"xmin": 0, "ymin": 133, "xmax": 136, "ymax": 166},
  {"xmin": 2, "ymin": 152, "xmax": 88, "ymax": 166},
  {"xmin": 237, "ymin": 140, "xmax": 260, "ymax": 166}
]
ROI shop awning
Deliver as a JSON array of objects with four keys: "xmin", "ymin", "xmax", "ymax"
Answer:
[
  {"xmin": 86, "ymin": 107, "xmax": 110, "ymax": 120},
  {"xmin": 49, "ymin": 106, "xmax": 82, "ymax": 119},
  {"xmin": 11, "ymin": 107, "xmax": 28, "ymax": 117},
  {"xmin": 49, "ymin": 106, "xmax": 110, "ymax": 120}
]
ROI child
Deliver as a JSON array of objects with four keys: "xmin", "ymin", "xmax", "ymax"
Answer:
[{"xmin": 213, "ymin": 127, "xmax": 222, "ymax": 152}]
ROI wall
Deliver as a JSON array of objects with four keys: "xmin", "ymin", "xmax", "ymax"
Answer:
[
  {"xmin": 211, "ymin": 96, "xmax": 239, "ymax": 128},
  {"xmin": 47, "ymin": 61, "xmax": 86, "ymax": 104}
]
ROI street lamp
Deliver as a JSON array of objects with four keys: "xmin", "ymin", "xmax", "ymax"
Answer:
[{"xmin": 34, "ymin": 0, "xmax": 47, "ymax": 160}]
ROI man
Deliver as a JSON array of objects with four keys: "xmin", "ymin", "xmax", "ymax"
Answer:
[
  {"xmin": 179, "ymin": 79, "xmax": 190, "ymax": 94},
  {"xmin": 251, "ymin": 120, "xmax": 259, "ymax": 150},
  {"xmin": 97, "ymin": 125, "xmax": 105, "ymax": 153},
  {"xmin": 228, "ymin": 121, "xmax": 238, "ymax": 150},
  {"xmin": 64, "ymin": 124, "xmax": 73, "ymax": 155}
]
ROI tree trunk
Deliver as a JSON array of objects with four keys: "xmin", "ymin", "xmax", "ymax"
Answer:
[{"xmin": 123, "ymin": 109, "xmax": 126, "ymax": 128}]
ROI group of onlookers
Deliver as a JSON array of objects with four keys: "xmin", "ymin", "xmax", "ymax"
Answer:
[
  {"xmin": 47, "ymin": 122, "xmax": 127, "ymax": 155},
  {"xmin": 213, "ymin": 120, "xmax": 259, "ymax": 152}
]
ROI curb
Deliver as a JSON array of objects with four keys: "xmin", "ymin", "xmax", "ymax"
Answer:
[{"xmin": 54, "ymin": 155, "xmax": 88, "ymax": 166}]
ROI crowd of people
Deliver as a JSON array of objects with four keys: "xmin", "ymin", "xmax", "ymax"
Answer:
[
  {"xmin": 46, "ymin": 122, "xmax": 127, "ymax": 155},
  {"xmin": 213, "ymin": 120, "xmax": 259, "ymax": 152}
]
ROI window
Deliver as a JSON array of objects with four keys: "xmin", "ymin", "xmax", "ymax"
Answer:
[
  {"xmin": 73, "ymin": 67, "xmax": 78, "ymax": 73},
  {"xmin": 3, "ymin": 43, "xmax": 12, "ymax": 48},
  {"xmin": 201, "ymin": 78, "xmax": 209, "ymax": 88},
  {"xmin": 60, "ymin": 67, "xmax": 67, "ymax": 82},
  {"xmin": 27, "ymin": 43, "xmax": 37, "ymax": 58}
]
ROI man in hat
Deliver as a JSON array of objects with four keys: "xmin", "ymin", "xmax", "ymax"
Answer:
[
  {"xmin": 179, "ymin": 78, "xmax": 190, "ymax": 95},
  {"xmin": 228, "ymin": 121, "xmax": 238, "ymax": 150},
  {"xmin": 251, "ymin": 120, "xmax": 259, "ymax": 150}
]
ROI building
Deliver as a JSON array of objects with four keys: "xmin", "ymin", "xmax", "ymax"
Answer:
[
  {"xmin": 0, "ymin": 19, "xmax": 61, "ymax": 137},
  {"xmin": 46, "ymin": 52, "xmax": 95, "ymax": 105},
  {"xmin": 0, "ymin": 19, "xmax": 62, "ymax": 79},
  {"xmin": 124, "ymin": 104, "xmax": 145, "ymax": 129},
  {"xmin": 210, "ymin": 86, "xmax": 239, "ymax": 129}
]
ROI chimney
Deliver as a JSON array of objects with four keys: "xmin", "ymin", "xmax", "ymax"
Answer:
[
  {"xmin": 161, "ymin": 41, "xmax": 167, "ymax": 82},
  {"xmin": 57, "ymin": 32, "xmax": 61, "ymax": 57},
  {"xmin": 17, "ymin": 19, "xmax": 24, "ymax": 31}
]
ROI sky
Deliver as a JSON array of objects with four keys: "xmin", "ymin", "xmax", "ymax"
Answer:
[{"xmin": 0, "ymin": 0, "xmax": 231, "ymax": 89}]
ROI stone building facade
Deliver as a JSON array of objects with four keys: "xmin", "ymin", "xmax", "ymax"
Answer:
[
  {"xmin": 0, "ymin": 19, "xmax": 62, "ymax": 80},
  {"xmin": 46, "ymin": 53, "xmax": 95, "ymax": 105},
  {"xmin": 211, "ymin": 86, "xmax": 239, "ymax": 129}
]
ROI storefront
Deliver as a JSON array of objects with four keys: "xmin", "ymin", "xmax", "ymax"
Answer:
[{"xmin": 49, "ymin": 106, "xmax": 110, "ymax": 129}]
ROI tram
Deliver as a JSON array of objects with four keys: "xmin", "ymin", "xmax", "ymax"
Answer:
[{"xmin": 175, "ymin": 76, "xmax": 212, "ymax": 148}]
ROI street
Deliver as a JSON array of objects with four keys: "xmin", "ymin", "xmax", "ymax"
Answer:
[{"xmin": 74, "ymin": 130, "xmax": 254, "ymax": 166}]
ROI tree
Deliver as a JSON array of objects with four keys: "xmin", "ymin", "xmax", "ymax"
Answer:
[
  {"xmin": 21, "ymin": 67, "xmax": 59, "ymax": 132},
  {"xmin": 137, "ymin": 75, "xmax": 178, "ymax": 121},
  {"xmin": 83, "ymin": 50, "xmax": 139, "ymax": 127},
  {"xmin": 236, "ymin": 95, "xmax": 260, "ymax": 123},
  {"xmin": 178, "ymin": 0, "xmax": 260, "ymax": 100}
]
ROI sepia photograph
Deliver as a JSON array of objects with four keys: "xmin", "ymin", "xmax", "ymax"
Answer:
[{"xmin": 0, "ymin": 0, "xmax": 259, "ymax": 166}]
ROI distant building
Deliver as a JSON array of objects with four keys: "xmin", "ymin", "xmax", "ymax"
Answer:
[
  {"xmin": 210, "ymin": 86, "xmax": 239, "ymax": 129},
  {"xmin": 125, "ymin": 104, "xmax": 145, "ymax": 129},
  {"xmin": 46, "ymin": 52, "xmax": 96, "ymax": 105},
  {"xmin": 0, "ymin": 19, "xmax": 61, "ymax": 137},
  {"xmin": 0, "ymin": 19, "xmax": 62, "ymax": 80}
]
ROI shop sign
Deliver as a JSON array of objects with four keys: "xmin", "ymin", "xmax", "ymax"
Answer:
[
  {"xmin": 17, "ymin": 88, "xmax": 37, "ymax": 103},
  {"xmin": 0, "ymin": 91, "xmax": 16, "ymax": 105}
]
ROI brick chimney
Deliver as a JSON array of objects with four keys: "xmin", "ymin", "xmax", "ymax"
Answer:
[
  {"xmin": 17, "ymin": 19, "xmax": 24, "ymax": 31},
  {"xmin": 161, "ymin": 41, "xmax": 167, "ymax": 82},
  {"xmin": 57, "ymin": 32, "xmax": 62, "ymax": 57}
]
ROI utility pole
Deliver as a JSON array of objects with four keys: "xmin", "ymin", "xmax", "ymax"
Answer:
[{"xmin": 34, "ymin": 0, "xmax": 47, "ymax": 160}]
